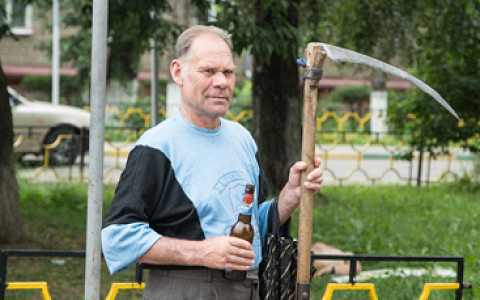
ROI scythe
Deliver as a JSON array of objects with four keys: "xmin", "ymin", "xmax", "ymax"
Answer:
[{"xmin": 295, "ymin": 43, "xmax": 459, "ymax": 300}]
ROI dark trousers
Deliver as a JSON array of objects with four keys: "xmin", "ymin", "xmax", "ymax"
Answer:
[{"xmin": 142, "ymin": 268, "xmax": 259, "ymax": 300}]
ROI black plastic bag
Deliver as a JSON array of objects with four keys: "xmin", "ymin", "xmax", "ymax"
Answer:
[{"xmin": 259, "ymin": 201, "xmax": 315, "ymax": 300}]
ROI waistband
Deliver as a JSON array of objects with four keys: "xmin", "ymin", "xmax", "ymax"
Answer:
[
  {"xmin": 148, "ymin": 266, "xmax": 259, "ymax": 282},
  {"xmin": 142, "ymin": 263, "xmax": 208, "ymax": 271}
]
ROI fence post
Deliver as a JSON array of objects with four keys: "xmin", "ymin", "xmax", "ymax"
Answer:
[
  {"xmin": 135, "ymin": 263, "xmax": 143, "ymax": 284},
  {"xmin": 456, "ymin": 258, "xmax": 464, "ymax": 300},
  {"xmin": 0, "ymin": 250, "xmax": 7, "ymax": 300}
]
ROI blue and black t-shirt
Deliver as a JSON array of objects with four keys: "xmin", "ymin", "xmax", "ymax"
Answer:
[{"xmin": 102, "ymin": 113, "xmax": 274, "ymax": 274}]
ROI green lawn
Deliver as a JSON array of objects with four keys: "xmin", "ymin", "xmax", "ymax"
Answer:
[
  {"xmin": 295, "ymin": 184, "xmax": 479, "ymax": 299},
  {"xmin": 1, "ymin": 180, "xmax": 478, "ymax": 299}
]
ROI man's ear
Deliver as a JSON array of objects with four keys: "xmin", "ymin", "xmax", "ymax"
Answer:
[{"xmin": 170, "ymin": 59, "xmax": 183, "ymax": 86}]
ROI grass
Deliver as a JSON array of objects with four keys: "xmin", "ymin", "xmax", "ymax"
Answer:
[
  {"xmin": 1, "ymin": 180, "xmax": 479, "ymax": 299},
  {"xmin": 293, "ymin": 184, "xmax": 480, "ymax": 299}
]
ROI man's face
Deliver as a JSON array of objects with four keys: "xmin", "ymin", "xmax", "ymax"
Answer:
[{"xmin": 175, "ymin": 33, "xmax": 236, "ymax": 123}]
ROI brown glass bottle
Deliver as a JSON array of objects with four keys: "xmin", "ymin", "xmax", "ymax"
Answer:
[{"xmin": 223, "ymin": 184, "xmax": 255, "ymax": 281}]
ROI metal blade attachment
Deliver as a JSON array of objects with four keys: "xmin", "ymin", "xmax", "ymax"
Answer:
[{"xmin": 320, "ymin": 43, "xmax": 459, "ymax": 120}]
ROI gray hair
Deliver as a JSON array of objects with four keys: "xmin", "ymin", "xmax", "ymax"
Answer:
[{"xmin": 175, "ymin": 25, "xmax": 233, "ymax": 59}]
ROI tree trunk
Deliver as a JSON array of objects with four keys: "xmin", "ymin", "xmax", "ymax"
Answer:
[
  {"xmin": 252, "ymin": 56, "xmax": 301, "ymax": 192},
  {"xmin": 252, "ymin": 54, "xmax": 301, "ymax": 191},
  {"xmin": 0, "ymin": 63, "xmax": 23, "ymax": 243},
  {"xmin": 252, "ymin": 1, "xmax": 301, "ymax": 192},
  {"xmin": 371, "ymin": 67, "xmax": 387, "ymax": 91}
]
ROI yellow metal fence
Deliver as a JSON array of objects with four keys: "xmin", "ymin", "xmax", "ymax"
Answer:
[
  {"xmin": 3, "ymin": 281, "xmax": 461, "ymax": 300},
  {"xmin": 14, "ymin": 108, "xmax": 479, "ymax": 184}
]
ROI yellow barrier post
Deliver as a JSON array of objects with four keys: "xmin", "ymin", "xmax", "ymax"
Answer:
[
  {"xmin": 6, "ymin": 282, "xmax": 52, "ymax": 300},
  {"xmin": 418, "ymin": 283, "xmax": 460, "ymax": 300},
  {"xmin": 105, "ymin": 282, "xmax": 145, "ymax": 300},
  {"xmin": 32, "ymin": 134, "xmax": 72, "ymax": 179},
  {"xmin": 321, "ymin": 283, "xmax": 378, "ymax": 300}
]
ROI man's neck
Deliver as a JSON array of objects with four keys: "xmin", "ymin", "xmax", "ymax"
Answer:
[{"xmin": 179, "ymin": 107, "xmax": 221, "ymax": 130}]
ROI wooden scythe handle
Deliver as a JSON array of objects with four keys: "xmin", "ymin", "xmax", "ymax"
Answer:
[{"xmin": 296, "ymin": 43, "xmax": 327, "ymax": 299}]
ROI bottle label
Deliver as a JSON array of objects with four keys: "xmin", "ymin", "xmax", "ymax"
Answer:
[
  {"xmin": 240, "ymin": 205, "xmax": 253, "ymax": 216},
  {"xmin": 243, "ymin": 193, "xmax": 253, "ymax": 205}
]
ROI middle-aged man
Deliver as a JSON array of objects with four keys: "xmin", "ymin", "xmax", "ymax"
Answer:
[{"xmin": 102, "ymin": 25, "xmax": 323, "ymax": 300}]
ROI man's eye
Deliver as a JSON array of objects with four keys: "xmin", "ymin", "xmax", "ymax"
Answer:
[
  {"xmin": 223, "ymin": 70, "xmax": 234, "ymax": 76},
  {"xmin": 203, "ymin": 69, "xmax": 215, "ymax": 74}
]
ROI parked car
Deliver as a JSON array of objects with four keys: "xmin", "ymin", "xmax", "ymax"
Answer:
[{"xmin": 9, "ymin": 87, "xmax": 90, "ymax": 165}]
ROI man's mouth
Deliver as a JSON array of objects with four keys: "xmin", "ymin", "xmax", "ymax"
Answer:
[{"xmin": 208, "ymin": 95, "xmax": 230, "ymax": 102}]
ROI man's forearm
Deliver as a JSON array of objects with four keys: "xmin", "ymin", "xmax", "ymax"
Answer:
[
  {"xmin": 136, "ymin": 235, "xmax": 255, "ymax": 271},
  {"xmin": 136, "ymin": 236, "xmax": 203, "ymax": 266},
  {"xmin": 277, "ymin": 184, "xmax": 299, "ymax": 226}
]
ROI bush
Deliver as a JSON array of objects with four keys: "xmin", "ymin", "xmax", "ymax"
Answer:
[{"xmin": 328, "ymin": 85, "xmax": 370, "ymax": 105}]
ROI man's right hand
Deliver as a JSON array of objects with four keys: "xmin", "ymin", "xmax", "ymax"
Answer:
[
  {"xmin": 137, "ymin": 235, "xmax": 255, "ymax": 271},
  {"xmin": 199, "ymin": 236, "xmax": 255, "ymax": 270}
]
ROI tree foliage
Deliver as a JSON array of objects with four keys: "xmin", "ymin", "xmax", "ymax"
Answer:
[
  {"xmin": 35, "ymin": 0, "xmax": 209, "ymax": 87},
  {"xmin": 388, "ymin": 0, "xmax": 480, "ymax": 154},
  {"xmin": 300, "ymin": 0, "xmax": 480, "ymax": 155},
  {"xmin": 215, "ymin": 0, "xmax": 301, "ymax": 64},
  {"xmin": 2, "ymin": 0, "xmax": 478, "ymax": 196}
]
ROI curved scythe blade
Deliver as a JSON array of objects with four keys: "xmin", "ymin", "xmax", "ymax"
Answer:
[{"xmin": 320, "ymin": 43, "xmax": 459, "ymax": 120}]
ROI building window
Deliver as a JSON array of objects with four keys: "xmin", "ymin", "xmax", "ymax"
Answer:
[{"xmin": 4, "ymin": 0, "xmax": 33, "ymax": 35}]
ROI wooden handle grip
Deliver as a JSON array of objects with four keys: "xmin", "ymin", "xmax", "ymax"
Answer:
[{"xmin": 296, "ymin": 43, "xmax": 327, "ymax": 286}]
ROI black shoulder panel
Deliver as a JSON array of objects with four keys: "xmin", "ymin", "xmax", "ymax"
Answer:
[{"xmin": 103, "ymin": 145, "xmax": 205, "ymax": 240}]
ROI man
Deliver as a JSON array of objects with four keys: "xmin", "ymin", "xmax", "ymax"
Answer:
[{"xmin": 102, "ymin": 25, "xmax": 323, "ymax": 300}]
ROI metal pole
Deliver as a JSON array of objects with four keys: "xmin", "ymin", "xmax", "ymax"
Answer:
[
  {"xmin": 52, "ymin": 0, "xmax": 60, "ymax": 105},
  {"xmin": 0, "ymin": 250, "xmax": 7, "ymax": 300},
  {"xmin": 456, "ymin": 258, "xmax": 464, "ymax": 300},
  {"xmin": 149, "ymin": 9, "xmax": 158, "ymax": 127},
  {"xmin": 85, "ymin": 0, "xmax": 108, "ymax": 299},
  {"xmin": 150, "ymin": 37, "xmax": 158, "ymax": 126}
]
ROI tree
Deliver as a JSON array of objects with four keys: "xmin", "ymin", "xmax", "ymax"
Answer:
[
  {"xmin": 250, "ymin": 1, "xmax": 302, "ymax": 191},
  {"xmin": 0, "ymin": 1, "xmax": 23, "ymax": 243},
  {"xmin": 215, "ymin": 0, "xmax": 480, "ymax": 188},
  {"xmin": 307, "ymin": 0, "xmax": 479, "ymax": 183},
  {"xmin": 310, "ymin": 0, "xmax": 422, "ymax": 137},
  {"xmin": 214, "ymin": 0, "xmax": 412, "ymax": 189},
  {"xmin": 36, "ymin": 0, "xmax": 185, "ymax": 88},
  {"xmin": 389, "ymin": 0, "xmax": 480, "ymax": 156}
]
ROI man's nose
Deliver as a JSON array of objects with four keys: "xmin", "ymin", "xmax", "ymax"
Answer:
[{"xmin": 212, "ymin": 72, "xmax": 228, "ymax": 88}]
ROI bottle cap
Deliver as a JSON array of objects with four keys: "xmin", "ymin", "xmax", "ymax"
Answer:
[{"xmin": 245, "ymin": 184, "xmax": 255, "ymax": 194}]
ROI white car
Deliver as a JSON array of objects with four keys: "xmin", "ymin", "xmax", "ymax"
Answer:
[{"xmin": 9, "ymin": 87, "xmax": 90, "ymax": 165}]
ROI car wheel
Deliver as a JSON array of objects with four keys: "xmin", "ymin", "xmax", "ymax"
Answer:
[{"xmin": 44, "ymin": 126, "xmax": 81, "ymax": 166}]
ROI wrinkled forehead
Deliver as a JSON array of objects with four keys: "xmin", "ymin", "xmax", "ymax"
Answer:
[{"xmin": 183, "ymin": 33, "xmax": 233, "ymax": 61}]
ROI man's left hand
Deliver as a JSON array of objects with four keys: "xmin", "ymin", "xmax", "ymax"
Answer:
[{"xmin": 277, "ymin": 157, "xmax": 323, "ymax": 224}]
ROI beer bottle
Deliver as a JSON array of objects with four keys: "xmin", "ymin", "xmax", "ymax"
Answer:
[{"xmin": 224, "ymin": 184, "xmax": 255, "ymax": 281}]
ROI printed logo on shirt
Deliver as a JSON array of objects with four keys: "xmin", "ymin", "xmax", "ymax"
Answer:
[{"xmin": 213, "ymin": 171, "xmax": 246, "ymax": 193}]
